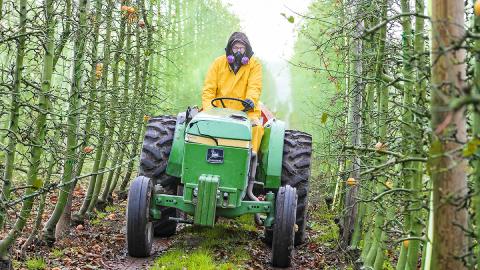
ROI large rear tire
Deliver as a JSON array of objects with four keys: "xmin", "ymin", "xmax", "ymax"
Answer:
[
  {"xmin": 127, "ymin": 176, "xmax": 153, "ymax": 257},
  {"xmin": 139, "ymin": 115, "xmax": 179, "ymax": 237},
  {"xmin": 265, "ymin": 130, "xmax": 312, "ymax": 246},
  {"xmin": 271, "ymin": 185, "xmax": 297, "ymax": 268}
]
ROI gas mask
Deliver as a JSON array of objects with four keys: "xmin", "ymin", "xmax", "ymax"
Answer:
[{"xmin": 227, "ymin": 51, "xmax": 249, "ymax": 65}]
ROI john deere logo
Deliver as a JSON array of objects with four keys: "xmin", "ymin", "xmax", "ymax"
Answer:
[{"xmin": 207, "ymin": 148, "xmax": 224, "ymax": 164}]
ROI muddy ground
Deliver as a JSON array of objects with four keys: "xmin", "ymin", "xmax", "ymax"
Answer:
[{"xmin": 3, "ymin": 186, "xmax": 350, "ymax": 270}]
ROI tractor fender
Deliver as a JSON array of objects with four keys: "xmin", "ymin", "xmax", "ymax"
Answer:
[
  {"xmin": 166, "ymin": 112, "xmax": 186, "ymax": 178},
  {"xmin": 258, "ymin": 119, "xmax": 285, "ymax": 189}
]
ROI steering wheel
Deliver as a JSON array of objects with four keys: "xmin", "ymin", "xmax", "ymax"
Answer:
[{"xmin": 211, "ymin": 97, "xmax": 250, "ymax": 112}]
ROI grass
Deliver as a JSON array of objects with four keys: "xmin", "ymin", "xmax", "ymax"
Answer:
[
  {"xmin": 151, "ymin": 215, "xmax": 257, "ymax": 270},
  {"xmin": 49, "ymin": 248, "xmax": 64, "ymax": 259},
  {"xmin": 105, "ymin": 205, "xmax": 118, "ymax": 213},
  {"xmin": 151, "ymin": 249, "xmax": 236, "ymax": 270},
  {"xmin": 309, "ymin": 203, "xmax": 339, "ymax": 246},
  {"xmin": 90, "ymin": 211, "xmax": 107, "ymax": 226},
  {"xmin": 25, "ymin": 257, "xmax": 46, "ymax": 270}
]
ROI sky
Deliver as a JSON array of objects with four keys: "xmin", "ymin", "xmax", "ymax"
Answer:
[{"xmin": 221, "ymin": 0, "xmax": 312, "ymax": 61}]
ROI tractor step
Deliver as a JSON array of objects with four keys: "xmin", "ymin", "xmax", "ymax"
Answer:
[{"xmin": 169, "ymin": 217, "xmax": 193, "ymax": 224}]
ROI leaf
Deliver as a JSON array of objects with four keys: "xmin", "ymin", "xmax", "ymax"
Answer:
[
  {"xmin": 321, "ymin": 112, "xmax": 328, "ymax": 124},
  {"xmin": 429, "ymin": 138, "xmax": 443, "ymax": 156},
  {"xmin": 280, "ymin": 13, "xmax": 294, "ymax": 23},
  {"xmin": 33, "ymin": 178, "xmax": 43, "ymax": 189},
  {"xmin": 463, "ymin": 137, "xmax": 480, "ymax": 157},
  {"xmin": 427, "ymin": 138, "xmax": 443, "ymax": 174}
]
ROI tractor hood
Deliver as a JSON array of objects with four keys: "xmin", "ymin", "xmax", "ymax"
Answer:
[{"xmin": 186, "ymin": 108, "xmax": 252, "ymax": 141}]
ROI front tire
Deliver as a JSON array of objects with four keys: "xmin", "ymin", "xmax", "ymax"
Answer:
[
  {"xmin": 139, "ymin": 115, "xmax": 179, "ymax": 237},
  {"xmin": 127, "ymin": 176, "xmax": 153, "ymax": 257},
  {"xmin": 271, "ymin": 185, "xmax": 297, "ymax": 268}
]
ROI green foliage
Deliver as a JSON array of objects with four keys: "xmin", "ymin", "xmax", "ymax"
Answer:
[
  {"xmin": 151, "ymin": 1, "xmax": 241, "ymax": 115},
  {"xmin": 382, "ymin": 250, "xmax": 395, "ymax": 270},
  {"xmin": 289, "ymin": 0, "xmax": 347, "ymax": 195},
  {"xmin": 151, "ymin": 217, "xmax": 254, "ymax": 269},
  {"xmin": 463, "ymin": 137, "xmax": 480, "ymax": 157},
  {"xmin": 25, "ymin": 257, "xmax": 46, "ymax": 270},
  {"xmin": 280, "ymin": 13, "xmax": 295, "ymax": 23},
  {"xmin": 290, "ymin": 0, "xmax": 345, "ymax": 134},
  {"xmin": 321, "ymin": 112, "xmax": 328, "ymax": 124},
  {"xmin": 309, "ymin": 204, "xmax": 338, "ymax": 246},
  {"xmin": 104, "ymin": 205, "xmax": 117, "ymax": 213},
  {"xmin": 90, "ymin": 211, "xmax": 107, "ymax": 226},
  {"xmin": 49, "ymin": 248, "xmax": 64, "ymax": 259},
  {"xmin": 151, "ymin": 249, "xmax": 235, "ymax": 270}
]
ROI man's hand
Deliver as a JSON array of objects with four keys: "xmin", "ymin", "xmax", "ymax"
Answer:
[{"xmin": 243, "ymin": 98, "xmax": 254, "ymax": 111}]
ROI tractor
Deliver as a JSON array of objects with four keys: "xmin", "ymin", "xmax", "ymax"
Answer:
[{"xmin": 126, "ymin": 98, "xmax": 312, "ymax": 267}]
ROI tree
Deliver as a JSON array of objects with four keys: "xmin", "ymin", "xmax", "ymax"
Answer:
[
  {"xmin": 0, "ymin": 0, "xmax": 27, "ymax": 229},
  {"xmin": 42, "ymin": 0, "xmax": 90, "ymax": 244},
  {"xmin": 340, "ymin": 0, "xmax": 364, "ymax": 249},
  {"xmin": 0, "ymin": 0, "xmax": 54, "ymax": 260},
  {"xmin": 429, "ymin": 0, "xmax": 467, "ymax": 269}
]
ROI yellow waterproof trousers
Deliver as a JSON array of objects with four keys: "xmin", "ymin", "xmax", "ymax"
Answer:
[{"xmin": 251, "ymin": 120, "xmax": 264, "ymax": 154}]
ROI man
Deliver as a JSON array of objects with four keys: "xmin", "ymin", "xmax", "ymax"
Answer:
[{"xmin": 201, "ymin": 32, "xmax": 264, "ymax": 153}]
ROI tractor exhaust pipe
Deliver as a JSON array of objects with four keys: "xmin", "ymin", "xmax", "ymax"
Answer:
[{"xmin": 247, "ymin": 153, "xmax": 263, "ymax": 226}]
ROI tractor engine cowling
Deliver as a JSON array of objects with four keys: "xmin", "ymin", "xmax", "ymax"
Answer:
[{"xmin": 181, "ymin": 108, "xmax": 252, "ymax": 226}]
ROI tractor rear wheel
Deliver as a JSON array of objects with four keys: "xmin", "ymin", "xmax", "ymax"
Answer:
[
  {"xmin": 265, "ymin": 130, "xmax": 312, "ymax": 246},
  {"xmin": 127, "ymin": 176, "xmax": 153, "ymax": 257},
  {"xmin": 139, "ymin": 115, "xmax": 179, "ymax": 237},
  {"xmin": 271, "ymin": 185, "xmax": 297, "ymax": 268}
]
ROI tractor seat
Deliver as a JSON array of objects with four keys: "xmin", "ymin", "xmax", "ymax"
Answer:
[{"xmin": 260, "ymin": 103, "xmax": 275, "ymax": 126}]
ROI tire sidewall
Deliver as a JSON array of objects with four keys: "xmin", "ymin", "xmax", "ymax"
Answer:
[
  {"xmin": 126, "ymin": 176, "xmax": 153, "ymax": 257},
  {"xmin": 271, "ymin": 185, "xmax": 297, "ymax": 267}
]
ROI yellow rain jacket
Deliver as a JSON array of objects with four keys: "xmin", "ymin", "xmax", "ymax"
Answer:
[{"xmin": 201, "ymin": 55, "xmax": 264, "ymax": 153}]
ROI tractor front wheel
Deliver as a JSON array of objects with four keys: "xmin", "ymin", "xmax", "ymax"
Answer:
[
  {"xmin": 271, "ymin": 185, "xmax": 297, "ymax": 268},
  {"xmin": 126, "ymin": 176, "xmax": 153, "ymax": 257},
  {"xmin": 139, "ymin": 115, "xmax": 179, "ymax": 237}
]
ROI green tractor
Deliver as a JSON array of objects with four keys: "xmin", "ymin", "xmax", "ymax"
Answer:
[{"xmin": 126, "ymin": 98, "xmax": 312, "ymax": 267}]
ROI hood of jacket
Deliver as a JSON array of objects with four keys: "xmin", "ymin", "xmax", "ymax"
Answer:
[{"xmin": 225, "ymin": 32, "xmax": 254, "ymax": 59}]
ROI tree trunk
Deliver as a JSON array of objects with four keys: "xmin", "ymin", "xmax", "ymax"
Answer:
[
  {"xmin": 473, "ymin": 6, "xmax": 480, "ymax": 270},
  {"xmin": 119, "ymin": 10, "xmax": 145, "ymax": 194},
  {"xmin": 430, "ymin": 0, "xmax": 468, "ymax": 269},
  {"xmin": 87, "ymin": 0, "xmax": 114, "ymax": 213},
  {"xmin": 52, "ymin": 0, "xmax": 72, "ymax": 68},
  {"xmin": 405, "ymin": 1, "xmax": 427, "ymax": 268},
  {"xmin": 0, "ymin": 0, "xmax": 3, "ymax": 21},
  {"xmin": 340, "ymin": 0, "xmax": 364, "ymax": 248},
  {"xmin": 0, "ymin": 0, "xmax": 27, "ymax": 229},
  {"xmin": 21, "ymin": 128, "xmax": 59, "ymax": 253},
  {"xmin": 364, "ymin": 1, "xmax": 388, "ymax": 267},
  {"xmin": 0, "ymin": 0, "xmax": 54, "ymax": 258},
  {"xmin": 99, "ymin": 0, "xmax": 130, "ymax": 206},
  {"xmin": 42, "ymin": 0, "xmax": 89, "ymax": 244},
  {"xmin": 106, "ymin": 21, "xmax": 133, "ymax": 197},
  {"xmin": 74, "ymin": 0, "xmax": 104, "ymax": 221},
  {"xmin": 49, "ymin": 0, "xmax": 74, "ymax": 238},
  {"xmin": 396, "ymin": 0, "xmax": 414, "ymax": 268}
]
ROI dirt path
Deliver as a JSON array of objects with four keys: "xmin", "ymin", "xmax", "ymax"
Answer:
[
  {"xmin": 114, "ymin": 238, "xmax": 173, "ymax": 270},
  {"xmin": 12, "ymin": 191, "xmax": 348, "ymax": 269}
]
